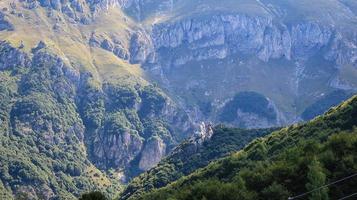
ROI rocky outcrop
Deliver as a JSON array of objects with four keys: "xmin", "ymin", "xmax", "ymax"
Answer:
[
  {"xmin": 127, "ymin": 13, "xmax": 357, "ymax": 128},
  {"xmin": 149, "ymin": 14, "xmax": 344, "ymax": 64},
  {"xmin": 193, "ymin": 122, "xmax": 213, "ymax": 144},
  {"xmin": 93, "ymin": 131, "xmax": 143, "ymax": 169},
  {"xmin": 90, "ymin": 34, "xmax": 130, "ymax": 60},
  {"xmin": 79, "ymin": 79, "xmax": 193, "ymax": 175},
  {"xmin": 219, "ymin": 92, "xmax": 280, "ymax": 128},
  {"xmin": 129, "ymin": 31, "xmax": 155, "ymax": 64},
  {"xmin": 138, "ymin": 137, "xmax": 166, "ymax": 171}
]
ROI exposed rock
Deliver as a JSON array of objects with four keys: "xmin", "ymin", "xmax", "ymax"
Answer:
[
  {"xmin": 129, "ymin": 31, "xmax": 154, "ymax": 64},
  {"xmin": 93, "ymin": 131, "xmax": 143, "ymax": 169},
  {"xmin": 193, "ymin": 122, "xmax": 214, "ymax": 144},
  {"xmin": 101, "ymin": 38, "xmax": 130, "ymax": 60},
  {"xmin": 150, "ymin": 14, "xmax": 339, "ymax": 64},
  {"xmin": 219, "ymin": 92, "xmax": 280, "ymax": 128},
  {"xmin": 139, "ymin": 137, "xmax": 166, "ymax": 171},
  {"xmin": 130, "ymin": 13, "xmax": 357, "ymax": 127}
]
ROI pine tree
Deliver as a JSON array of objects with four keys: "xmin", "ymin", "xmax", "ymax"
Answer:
[{"xmin": 306, "ymin": 158, "xmax": 329, "ymax": 200}]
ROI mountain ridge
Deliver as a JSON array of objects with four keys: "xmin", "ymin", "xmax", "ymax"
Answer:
[
  {"xmin": 0, "ymin": 1, "xmax": 356, "ymax": 199},
  {"xmin": 133, "ymin": 94, "xmax": 357, "ymax": 200}
]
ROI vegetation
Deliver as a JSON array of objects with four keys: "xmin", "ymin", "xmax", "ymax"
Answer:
[
  {"xmin": 120, "ymin": 127, "xmax": 275, "ymax": 199},
  {"xmin": 0, "ymin": 50, "xmax": 123, "ymax": 199},
  {"xmin": 79, "ymin": 191, "xmax": 107, "ymax": 200},
  {"xmin": 0, "ymin": 42, "xmax": 187, "ymax": 199},
  {"xmin": 220, "ymin": 92, "xmax": 277, "ymax": 123},
  {"xmin": 302, "ymin": 90, "xmax": 353, "ymax": 120},
  {"xmin": 130, "ymin": 95, "xmax": 357, "ymax": 200}
]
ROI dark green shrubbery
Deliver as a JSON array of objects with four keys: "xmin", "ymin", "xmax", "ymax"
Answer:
[
  {"xmin": 302, "ymin": 90, "xmax": 353, "ymax": 120},
  {"xmin": 139, "ymin": 86, "xmax": 166, "ymax": 118},
  {"xmin": 220, "ymin": 91, "xmax": 277, "ymax": 123},
  {"xmin": 79, "ymin": 191, "xmax": 107, "ymax": 200},
  {"xmin": 120, "ymin": 126, "xmax": 275, "ymax": 199},
  {"xmin": 138, "ymin": 96, "xmax": 357, "ymax": 200}
]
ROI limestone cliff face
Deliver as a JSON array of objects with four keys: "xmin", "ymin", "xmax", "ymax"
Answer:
[
  {"xmin": 138, "ymin": 137, "xmax": 166, "ymax": 171},
  {"xmin": 93, "ymin": 130, "xmax": 143, "ymax": 169},
  {"xmin": 149, "ymin": 14, "xmax": 356, "ymax": 65},
  {"xmin": 130, "ymin": 13, "xmax": 357, "ymax": 128},
  {"xmin": 81, "ymin": 81, "xmax": 193, "ymax": 174}
]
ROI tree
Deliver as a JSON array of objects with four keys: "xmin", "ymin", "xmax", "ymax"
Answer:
[
  {"xmin": 261, "ymin": 182, "xmax": 290, "ymax": 200},
  {"xmin": 79, "ymin": 191, "xmax": 107, "ymax": 200},
  {"xmin": 305, "ymin": 158, "xmax": 329, "ymax": 200}
]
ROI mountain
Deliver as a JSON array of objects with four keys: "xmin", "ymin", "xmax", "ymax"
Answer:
[
  {"xmin": 120, "ymin": 123, "xmax": 275, "ymax": 199},
  {"xmin": 131, "ymin": 95, "xmax": 357, "ymax": 200},
  {"xmin": 0, "ymin": 0, "xmax": 356, "ymax": 199},
  {"xmin": 122, "ymin": 0, "xmax": 357, "ymax": 128},
  {"xmin": 0, "ymin": 1, "xmax": 194, "ymax": 199}
]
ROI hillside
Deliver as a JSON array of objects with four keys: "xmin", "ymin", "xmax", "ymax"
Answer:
[
  {"xmin": 120, "ymin": 124, "xmax": 275, "ymax": 199},
  {"xmin": 0, "ymin": 0, "xmax": 356, "ymax": 199},
  {"xmin": 0, "ymin": 1, "xmax": 195, "ymax": 198},
  {"xmin": 132, "ymin": 95, "xmax": 357, "ymax": 200}
]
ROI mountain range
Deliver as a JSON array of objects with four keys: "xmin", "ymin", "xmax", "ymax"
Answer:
[{"xmin": 0, "ymin": 0, "xmax": 356, "ymax": 199}]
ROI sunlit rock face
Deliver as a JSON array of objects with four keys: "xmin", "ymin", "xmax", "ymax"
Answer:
[{"xmin": 135, "ymin": 12, "xmax": 357, "ymax": 128}]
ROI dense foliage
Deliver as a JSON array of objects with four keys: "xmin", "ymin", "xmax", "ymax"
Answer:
[
  {"xmin": 0, "ymin": 42, "xmax": 190, "ymax": 199},
  {"xmin": 120, "ymin": 127, "xmax": 275, "ymax": 199},
  {"xmin": 79, "ymin": 191, "xmax": 107, "ymax": 200},
  {"xmin": 137, "ymin": 95, "xmax": 357, "ymax": 200},
  {"xmin": 220, "ymin": 92, "xmax": 277, "ymax": 123},
  {"xmin": 0, "ymin": 48, "xmax": 132, "ymax": 199},
  {"xmin": 302, "ymin": 90, "xmax": 353, "ymax": 120}
]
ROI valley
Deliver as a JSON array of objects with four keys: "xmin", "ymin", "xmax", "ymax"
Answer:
[{"xmin": 0, "ymin": 0, "xmax": 356, "ymax": 199}]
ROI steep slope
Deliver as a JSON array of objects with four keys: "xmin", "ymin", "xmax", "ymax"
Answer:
[
  {"xmin": 133, "ymin": 95, "xmax": 357, "ymax": 200},
  {"xmin": 120, "ymin": 124, "xmax": 275, "ymax": 199},
  {"xmin": 0, "ymin": 42, "xmax": 123, "ymax": 199},
  {"xmin": 117, "ymin": 0, "xmax": 357, "ymax": 128},
  {"xmin": 0, "ymin": 1, "xmax": 194, "ymax": 199},
  {"xmin": 0, "ymin": 0, "xmax": 357, "ymax": 199}
]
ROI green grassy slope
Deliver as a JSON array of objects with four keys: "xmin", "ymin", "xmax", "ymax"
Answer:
[{"xmin": 137, "ymin": 95, "xmax": 357, "ymax": 200}]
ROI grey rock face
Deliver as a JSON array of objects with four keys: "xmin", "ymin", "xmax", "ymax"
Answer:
[
  {"xmin": 101, "ymin": 39, "xmax": 130, "ymax": 60},
  {"xmin": 90, "ymin": 34, "xmax": 130, "ymax": 60},
  {"xmin": 130, "ymin": 31, "xmax": 154, "ymax": 64},
  {"xmin": 31, "ymin": 0, "xmax": 89, "ymax": 22},
  {"xmin": 128, "ymin": 13, "xmax": 357, "ymax": 128},
  {"xmin": 93, "ymin": 131, "xmax": 144, "ymax": 169},
  {"xmin": 78, "ymin": 81, "xmax": 193, "ymax": 175},
  {"xmin": 193, "ymin": 122, "xmax": 214, "ymax": 144},
  {"xmin": 0, "ymin": 41, "xmax": 193, "ymax": 181},
  {"xmin": 150, "ymin": 14, "xmax": 343, "ymax": 64},
  {"xmin": 138, "ymin": 137, "xmax": 166, "ymax": 171}
]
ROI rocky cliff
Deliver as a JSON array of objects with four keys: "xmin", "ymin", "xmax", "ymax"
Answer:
[
  {"xmin": 139, "ymin": 12, "xmax": 357, "ymax": 127},
  {"xmin": 0, "ymin": 0, "xmax": 356, "ymax": 199}
]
